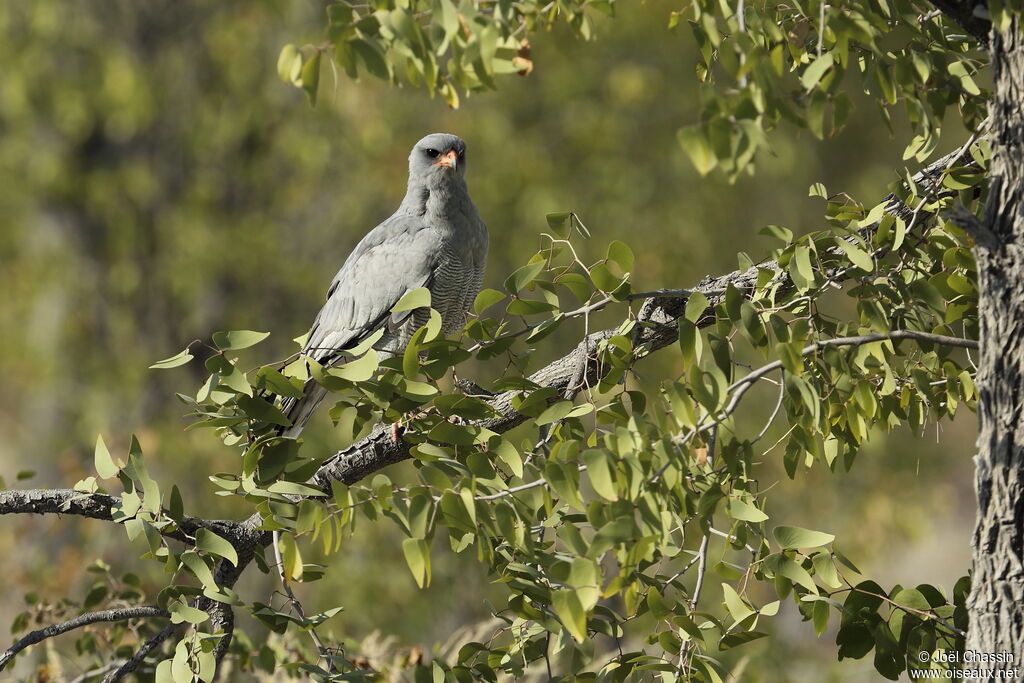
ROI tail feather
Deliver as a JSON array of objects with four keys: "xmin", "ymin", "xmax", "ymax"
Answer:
[{"xmin": 275, "ymin": 380, "xmax": 330, "ymax": 439}]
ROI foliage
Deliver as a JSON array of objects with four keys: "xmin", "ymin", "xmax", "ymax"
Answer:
[
  {"xmin": 289, "ymin": 0, "xmax": 988, "ymax": 177},
  {"xmin": 54, "ymin": 149, "xmax": 983, "ymax": 678},
  {"xmin": 0, "ymin": 0, "xmax": 998, "ymax": 681}
]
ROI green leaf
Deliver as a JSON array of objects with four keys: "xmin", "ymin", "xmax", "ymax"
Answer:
[
  {"xmin": 401, "ymin": 537, "xmax": 431, "ymax": 588},
  {"xmin": 583, "ymin": 449, "xmax": 618, "ymax": 501},
  {"xmin": 947, "ymin": 61, "xmax": 981, "ymax": 96},
  {"xmin": 473, "ymin": 288, "xmax": 505, "ymax": 314},
  {"xmin": 212, "ymin": 330, "xmax": 270, "ymax": 351},
  {"xmin": 169, "ymin": 599, "xmax": 209, "ymax": 625},
  {"xmin": 588, "ymin": 262, "xmax": 622, "ymax": 292},
  {"xmin": 678, "ymin": 125, "xmax": 717, "ymax": 176},
  {"xmin": 506, "ymin": 298, "xmax": 557, "ymax": 316},
  {"xmin": 760, "ymin": 224, "xmax": 793, "ymax": 242},
  {"xmin": 774, "ymin": 525, "xmax": 835, "ymax": 549},
  {"xmin": 545, "ymin": 461, "xmax": 583, "ymax": 510},
  {"xmin": 277, "ymin": 44, "xmax": 302, "ymax": 82},
  {"xmin": 180, "ymin": 551, "xmax": 218, "ymax": 590},
  {"xmin": 347, "ymin": 327, "xmax": 385, "ymax": 356},
  {"xmin": 392, "ymin": 287, "xmax": 432, "ymax": 312},
  {"xmin": 812, "ymin": 552, "xmax": 842, "ymax": 588},
  {"xmin": 265, "ymin": 481, "xmax": 326, "ymax": 497},
  {"xmin": 721, "ymin": 583, "xmax": 754, "ymax": 622},
  {"xmin": 493, "ymin": 438, "xmax": 523, "ymax": 478},
  {"xmin": 504, "ymin": 262, "xmax": 545, "ymax": 294},
  {"xmin": 168, "ymin": 485, "xmax": 184, "ymax": 521},
  {"xmin": 279, "ymin": 533, "xmax": 303, "ymax": 581},
  {"xmin": 685, "ymin": 291, "xmax": 710, "ymax": 323},
  {"xmin": 552, "ymin": 589, "xmax": 588, "ymax": 642},
  {"xmin": 300, "ymin": 52, "xmax": 321, "ymax": 106},
  {"xmin": 428, "ymin": 420, "xmax": 483, "ymax": 446},
  {"xmin": 791, "ymin": 245, "xmax": 816, "ymax": 289},
  {"xmin": 123, "ymin": 447, "xmax": 161, "ymax": 515},
  {"xmin": 720, "ymin": 630, "xmax": 769, "ymax": 651},
  {"xmin": 194, "ymin": 529, "xmax": 239, "ymax": 567},
  {"xmin": 535, "ymin": 400, "xmax": 574, "ymax": 426},
  {"xmin": 329, "ymin": 350, "xmax": 379, "ymax": 382},
  {"xmin": 728, "ymin": 498, "xmax": 768, "ymax": 522},
  {"xmin": 149, "ymin": 348, "xmax": 194, "ymax": 370},
  {"xmin": 678, "ymin": 320, "xmax": 702, "ymax": 366},
  {"xmin": 808, "ymin": 598, "xmax": 828, "ymax": 636},
  {"xmin": 237, "ymin": 395, "xmax": 291, "ymax": 427},
  {"xmin": 351, "ymin": 37, "xmax": 391, "ymax": 80},
  {"xmin": 94, "ymin": 435, "xmax": 120, "ymax": 479},
  {"xmin": 801, "ymin": 53, "xmax": 833, "ymax": 90},
  {"xmin": 766, "ymin": 553, "xmax": 817, "ymax": 592},
  {"xmin": 837, "ymin": 240, "xmax": 874, "ymax": 272},
  {"xmin": 254, "ymin": 367, "xmax": 305, "ymax": 399},
  {"xmin": 546, "ymin": 211, "xmax": 572, "ymax": 237},
  {"xmin": 606, "ymin": 240, "xmax": 634, "ymax": 273}
]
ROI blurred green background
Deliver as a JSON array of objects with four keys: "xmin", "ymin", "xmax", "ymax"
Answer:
[{"xmin": 0, "ymin": 0, "xmax": 976, "ymax": 680}]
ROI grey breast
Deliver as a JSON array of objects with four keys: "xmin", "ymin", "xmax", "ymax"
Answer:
[{"xmin": 378, "ymin": 232, "xmax": 486, "ymax": 355}]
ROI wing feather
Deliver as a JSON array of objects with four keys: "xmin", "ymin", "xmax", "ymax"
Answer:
[{"xmin": 302, "ymin": 214, "xmax": 441, "ymax": 366}]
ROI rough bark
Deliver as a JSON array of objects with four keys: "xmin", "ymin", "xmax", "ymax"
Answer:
[{"xmin": 966, "ymin": 15, "xmax": 1024, "ymax": 658}]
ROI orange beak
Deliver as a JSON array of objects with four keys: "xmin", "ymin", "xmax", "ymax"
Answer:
[{"xmin": 433, "ymin": 149, "xmax": 459, "ymax": 170}]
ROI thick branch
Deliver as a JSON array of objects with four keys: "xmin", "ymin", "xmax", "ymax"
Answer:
[
  {"xmin": 0, "ymin": 606, "xmax": 169, "ymax": 671},
  {"xmin": 0, "ymin": 488, "xmax": 243, "ymax": 544},
  {"xmin": 0, "ymin": 132, "xmax": 982, "ymax": 677},
  {"xmin": 309, "ymin": 137, "xmax": 981, "ymax": 492}
]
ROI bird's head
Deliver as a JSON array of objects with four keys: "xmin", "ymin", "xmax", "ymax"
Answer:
[{"xmin": 409, "ymin": 133, "xmax": 467, "ymax": 184}]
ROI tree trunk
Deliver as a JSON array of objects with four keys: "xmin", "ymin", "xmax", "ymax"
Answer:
[{"xmin": 967, "ymin": 17, "xmax": 1024, "ymax": 658}]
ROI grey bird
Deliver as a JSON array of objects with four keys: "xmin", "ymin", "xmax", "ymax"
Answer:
[{"xmin": 277, "ymin": 133, "xmax": 488, "ymax": 438}]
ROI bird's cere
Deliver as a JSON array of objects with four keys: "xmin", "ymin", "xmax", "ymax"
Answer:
[{"xmin": 433, "ymin": 149, "xmax": 459, "ymax": 170}]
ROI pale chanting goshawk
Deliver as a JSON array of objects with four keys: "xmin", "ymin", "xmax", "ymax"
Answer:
[{"xmin": 277, "ymin": 133, "xmax": 489, "ymax": 437}]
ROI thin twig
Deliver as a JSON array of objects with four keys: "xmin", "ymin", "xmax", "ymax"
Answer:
[
  {"xmin": 272, "ymin": 531, "xmax": 334, "ymax": 673},
  {"xmin": 649, "ymin": 329, "xmax": 977, "ymax": 483},
  {"xmin": 101, "ymin": 622, "xmax": 178, "ymax": 683},
  {"xmin": 709, "ymin": 526, "xmax": 757, "ymax": 554},
  {"xmin": 466, "ymin": 296, "xmax": 612, "ymax": 353},
  {"xmin": 69, "ymin": 662, "xmax": 121, "ymax": 683},
  {"xmin": 850, "ymin": 587, "xmax": 966, "ymax": 638},
  {"xmin": 475, "ymin": 464, "xmax": 589, "ymax": 501},
  {"xmin": 677, "ymin": 533, "xmax": 710, "ymax": 674},
  {"xmin": 750, "ymin": 371, "xmax": 786, "ymax": 445},
  {"xmin": 817, "ymin": 2, "xmax": 826, "ymax": 57},
  {"xmin": 0, "ymin": 606, "xmax": 169, "ymax": 671}
]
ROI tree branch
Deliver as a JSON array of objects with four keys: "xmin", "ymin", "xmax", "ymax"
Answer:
[
  {"xmin": 725, "ymin": 329, "xmax": 979, "ymax": 411},
  {"xmin": 0, "ymin": 606, "xmax": 170, "ymax": 671},
  {"xmin": 101, "ymin": 622, "xmax": 179, "ymax": 683},
  {"xmin": 0, "ymin": 488, "xmax": 241, "ymax": 544},
  {"xmin": 0, "ymin": 132, "xmax": 982, "ymax": 676},
  {"xmin": 308, "ymin": 136, "xmax": 982, "ymax": 494}
]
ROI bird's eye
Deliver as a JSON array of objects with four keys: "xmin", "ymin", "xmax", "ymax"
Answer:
[{"xmin": 424, "ymin": 148, "xmax": 440, "ymax": 159}]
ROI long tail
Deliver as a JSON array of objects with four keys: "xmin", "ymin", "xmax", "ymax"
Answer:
[
  {"xmin": 275, "ymin": 380, "xmax": 330, "ymax": 439},
  {"xmin": 271, "ymin": 348, "xmax": 393, "ymax": 439}
]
